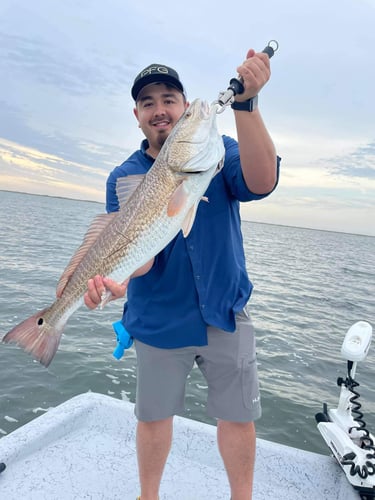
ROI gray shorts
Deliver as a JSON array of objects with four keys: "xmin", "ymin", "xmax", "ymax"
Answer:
[{"xmin": 134, "ymin": 309, "xmax": 261, "ymax": 423}]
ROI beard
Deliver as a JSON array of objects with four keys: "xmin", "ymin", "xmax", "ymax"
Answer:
[{"xmin": 156, "ymin": 130, "xmax": 169, "ymax": 149}]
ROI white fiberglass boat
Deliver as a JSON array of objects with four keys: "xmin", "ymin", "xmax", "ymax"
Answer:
[{"xmin": 0, "ymin": 391, "xmax": 359, "ymax": 500}]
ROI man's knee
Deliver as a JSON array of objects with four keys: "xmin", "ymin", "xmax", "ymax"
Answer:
[{"xmin": 137, "ymin": 416, "xmax": 174, "ymax": 436}]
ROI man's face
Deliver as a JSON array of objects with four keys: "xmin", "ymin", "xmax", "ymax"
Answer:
[{"xmin": 134, "ymin": 83, "xmax": 188, "ymax": 157}]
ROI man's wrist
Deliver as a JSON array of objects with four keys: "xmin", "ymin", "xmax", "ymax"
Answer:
[{"xmin": 231, "ymin": 95, "xmax": 258, "ymax": 112}]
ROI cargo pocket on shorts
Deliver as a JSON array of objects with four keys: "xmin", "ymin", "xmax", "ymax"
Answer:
[{"xmin": 241, "ymin": 356, "xmax": 259, "ymax": 410}]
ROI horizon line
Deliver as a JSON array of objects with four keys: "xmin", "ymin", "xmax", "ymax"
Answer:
[{"xmin": 1, "ymin": 189, "xmax": 373, "ymax": 239}]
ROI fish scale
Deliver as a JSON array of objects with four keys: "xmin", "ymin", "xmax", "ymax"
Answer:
[{"xmin": 2, "ymin": 99, "xmax": 225, "ymax": 367}]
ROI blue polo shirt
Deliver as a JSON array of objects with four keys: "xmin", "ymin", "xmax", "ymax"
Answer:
[{"xmin": 106, "ymin": 135, "xmax": 280, "ymax": 348}]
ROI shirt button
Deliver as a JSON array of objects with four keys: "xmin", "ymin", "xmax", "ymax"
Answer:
[
  {"xmin": 200, "ymin": 304, "xmax": 205, "ymax": 309},
  {"xmin": 196, "ymin": 275, "xmax": 200, "ymax": 280},
  {"xmin": 189, "ymin": 245, "xmax": 194, "ymax": 251}
]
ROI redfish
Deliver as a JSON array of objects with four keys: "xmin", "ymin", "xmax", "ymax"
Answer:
[{"xmin": 2, "ymin": 99, "xmax": 225, "ymax": 367}]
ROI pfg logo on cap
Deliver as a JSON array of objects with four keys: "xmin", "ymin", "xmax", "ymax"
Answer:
[
  {"xmin": 131, "ymin": 63, "xmax": 183, "ymax": 100},
  {"xmin": 141, "ymin": 65, "xmax": 170, "ymax": 77}
]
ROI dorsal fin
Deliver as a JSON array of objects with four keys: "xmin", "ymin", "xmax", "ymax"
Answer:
[
  {"xmin": 116, "ymin": 174, "xmax": 145, "ymax": 210},
  {"xmin": 56, "ymin": 212, "xmax": 117, "ymax": 298}
]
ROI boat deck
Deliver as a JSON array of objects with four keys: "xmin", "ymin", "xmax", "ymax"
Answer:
[{"xmin": 0, "ymin": 392, "xmax": 359, "ymax": 499}]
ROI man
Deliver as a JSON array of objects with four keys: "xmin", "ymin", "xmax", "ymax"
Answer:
[{"xmin": 85, "ymin": 49, "xmax": 280, "ymax": 500}]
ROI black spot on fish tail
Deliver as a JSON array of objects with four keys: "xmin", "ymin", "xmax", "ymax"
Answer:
[{"xmin": 2, "ymin": 307, "xmax": 64, "ymax": 367}]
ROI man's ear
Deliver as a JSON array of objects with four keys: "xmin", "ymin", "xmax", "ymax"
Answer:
[{"xmin": 133, "ymin": 107, "xmax": 141, "ymax": 127}]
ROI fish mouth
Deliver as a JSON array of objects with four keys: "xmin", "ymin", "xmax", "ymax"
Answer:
[
  {"xmin": 201, "ymin": 100, "xmax": 210, "ymax": 115},
  {"xmin": 198, "ymin": 100, "xmax": 211, "ymax": 120},
  {"xmin": 185, "ymin": 100, "xmax": 210, "ymax": 120}
]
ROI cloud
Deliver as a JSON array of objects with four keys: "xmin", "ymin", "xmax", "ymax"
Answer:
[
  {"xmin": 325, "ymin": 141, "xmax": 375, "ymax": 179},
  {"xmin": 0, "ymin": 98, "xmax": 132, "ymax": 168},
  {"xmin": 0, "ymin": 0, "xmax": 374, "ymax": 236},
  {"xmin": 0, "ymin": 30, "xmax": 134, "ymax": 97},
  {"xmin": 0, "ymin": 134, "xmax": 132, "ymax": 203},
  {"xmin": 240, "ymin": 192, "xmax": 374, "ymax": 236}
]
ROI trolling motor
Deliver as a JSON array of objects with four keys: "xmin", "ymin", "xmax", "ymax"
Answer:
[{"xmin": 316, "ymin": 321, "xmax": 375, "ymax": 499}]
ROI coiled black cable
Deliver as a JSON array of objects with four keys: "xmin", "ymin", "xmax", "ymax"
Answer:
[{"xmin": 340, "ymin": 373, "xmax": 375, "ymax": 479}]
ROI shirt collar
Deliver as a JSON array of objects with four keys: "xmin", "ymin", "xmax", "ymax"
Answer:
[{"xmin": 140, "ymin": 139, "xmax": 155, "ymax": 162}]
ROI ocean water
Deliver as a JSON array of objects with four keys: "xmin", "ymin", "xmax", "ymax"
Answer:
[{"xmin": 0, "ymin": 190, "xmax": 374, "ymax": 455}]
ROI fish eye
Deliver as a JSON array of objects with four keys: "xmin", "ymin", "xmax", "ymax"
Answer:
[
  {"xmin": 185, "ymin": 111, "xmax": 192, "ymax": 118},
  {"xmin": 37, "ymin": 318, "xmax": 44, "ymax": 326}
]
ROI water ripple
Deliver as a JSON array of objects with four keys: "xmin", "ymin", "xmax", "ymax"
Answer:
[{"xmin": 0, "ymin": 193, "xmax": 374, "ymax": 455}]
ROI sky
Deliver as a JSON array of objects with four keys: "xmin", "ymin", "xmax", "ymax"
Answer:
[{"xmin": 0, "ymin": 0, "xmax": 374, "ymax": 236}]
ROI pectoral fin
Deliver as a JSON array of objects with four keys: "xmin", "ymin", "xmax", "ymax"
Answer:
[
  {"xmin": 181, "ymin": 203, "xmax": 198, "ymax": 237},
  {"xmin": 181, "ymin": 196, "xmax": 209, "ymax": 237},
  {"xmin": 167, "ymin": 182, "xmax": 188, "ymax": 217}
]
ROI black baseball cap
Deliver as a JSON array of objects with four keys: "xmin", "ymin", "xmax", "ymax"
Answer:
[{"xmin": 131, "ymin": 63, "xmax": 185, "ymax": 101}]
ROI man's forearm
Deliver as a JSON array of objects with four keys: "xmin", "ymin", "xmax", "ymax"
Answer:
[{"xmin": 234, "ymin": 108, "xmax": 277, "ymax": 194}]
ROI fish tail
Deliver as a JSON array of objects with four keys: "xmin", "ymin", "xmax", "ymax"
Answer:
[{"xmin": 2, "ymin": 307, "xmax": 64, "ymax": 367}]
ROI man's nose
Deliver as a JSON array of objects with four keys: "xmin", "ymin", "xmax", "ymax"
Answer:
[{"xmin": 153, "ymin": 102, "xmax": 166, "ymax": 116}]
